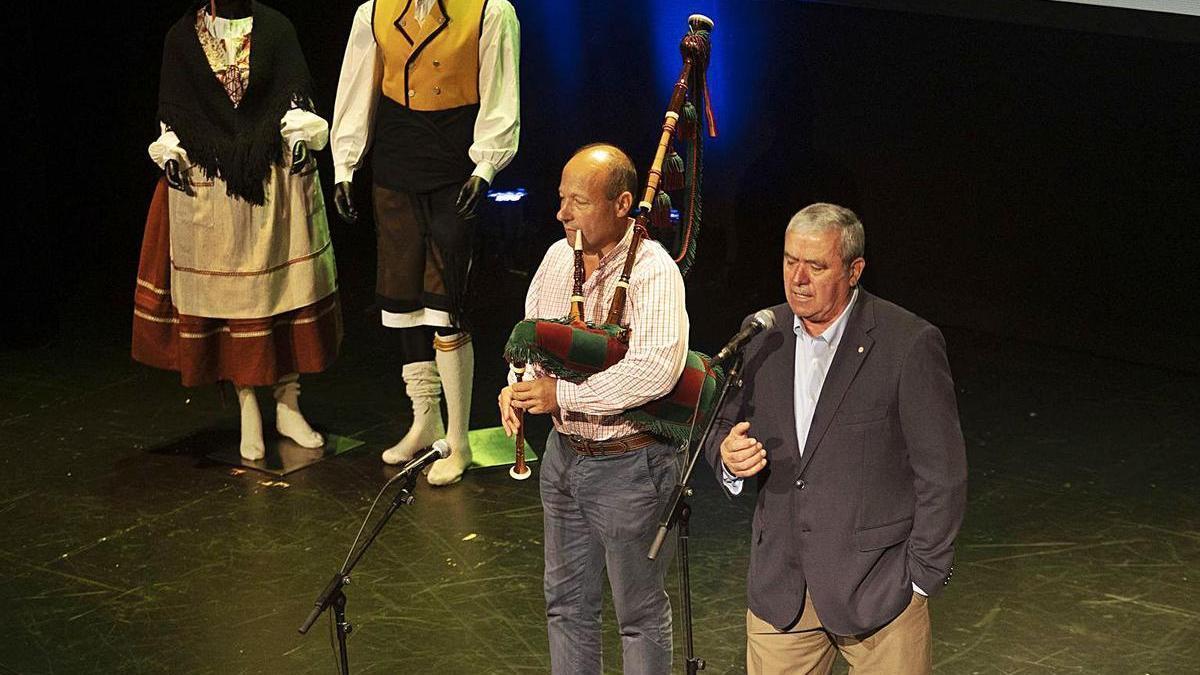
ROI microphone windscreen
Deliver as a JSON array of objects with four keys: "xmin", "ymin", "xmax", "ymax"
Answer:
[
  {"xmin": 753, "ymin": 309, "xmax": 776, "ymax": 331},
  {"xmin": 431, "ymin": 439, "xmax": 452, "ymax": 459}
]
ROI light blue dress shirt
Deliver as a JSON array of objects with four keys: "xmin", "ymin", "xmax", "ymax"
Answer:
[{"xmin": 792, "ymin": 289, "xmax": 858, "ymax": 458}]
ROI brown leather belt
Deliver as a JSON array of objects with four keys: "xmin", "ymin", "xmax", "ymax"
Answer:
[{"xmin": 562, "ymin": 431, "xmax": 658, "ymax": 457}]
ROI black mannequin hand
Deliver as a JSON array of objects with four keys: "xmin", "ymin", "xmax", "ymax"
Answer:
[
  {"xmin": 456, "ymin": 175, "xmax": 489, "ymax": 218},
  {"xmin": 334, "ymin": 181, "xmax": 358, "ymax": 223},
  {"xmin": 290, "ymin": 141, "xmax": 309, "ymax": 174},
  {"xmin": 164, "ymin": 159, "xmax": 187, "ymax": 193}
]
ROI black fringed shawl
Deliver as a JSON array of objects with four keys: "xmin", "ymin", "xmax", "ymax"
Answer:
[{"xmin": 158, "ymin": 2, "xmax": 313, "ymax": 205}]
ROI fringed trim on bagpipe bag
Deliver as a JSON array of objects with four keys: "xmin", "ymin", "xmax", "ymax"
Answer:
[
  {"xmin": 504, "ymin": 318, "xmax": 628, "ymax": 383},
  {"xmin": 504, "ymin": 319, "xmax": 723, "ymax": 444},
  {"xmin": 623, "ymin": 351, "xmax": 723, "ymax": 444}
]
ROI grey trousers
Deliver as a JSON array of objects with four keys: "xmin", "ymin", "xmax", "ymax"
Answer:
[{"xmin": 540, "ymin": 429, "xmax": 680, "ymax": 674}]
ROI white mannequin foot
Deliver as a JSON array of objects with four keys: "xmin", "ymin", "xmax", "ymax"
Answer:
[
  {"xmin": 426, "ymin": 433, "xmax": 471, "ymax": 486},
  {"xmin": 273, "ymin": 376, "xmax": 324, "ymax": 448},
  {"xmin": 383, "ymin": 361, "xmax": 444, "ymax": 465},
  {"xmin": 276, "ymin": 405, "xmax": 324, "ymax": 448},
  {"xmin": 381, "ymin": 421, "xmax": 443, "ymax": 464},
  {"xmin": 237, "ymin": 386, "xmax": 265, "ymax": 461}
]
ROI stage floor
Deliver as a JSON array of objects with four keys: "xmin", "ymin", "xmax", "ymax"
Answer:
[{"xmin": 1, "ymin": 266, "xmax": 1197, "ymax": 673}]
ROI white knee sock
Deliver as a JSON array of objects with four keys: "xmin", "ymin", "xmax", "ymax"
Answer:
[
  {"xmin": 237, "ymin": 385, "xmax": 265, "ymax": 460},
  {"xmin": 382, "ymin": 360, "xmax": 445, "ymax": 464},
  {"xmin": 427, "ymin": 332, "xmax": 473, "ymax": 486}
]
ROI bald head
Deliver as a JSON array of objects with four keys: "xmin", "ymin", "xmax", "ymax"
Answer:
[
  {"xmin": 569, "ymin": 143, "xmax": 638, "ymax": 202},
  {"xmin": 557, "ymin": 143, "xmax": 638, "ymax": 256}
]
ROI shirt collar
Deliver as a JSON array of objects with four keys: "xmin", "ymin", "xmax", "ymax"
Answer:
[
  {"xmin": 793, "ymin": 287, "xmax": 859, "ymax": 344},
  {"xmin": 414, "ymin": 0, "xmax": 436, "ymax": 22},
  {"xmin": 597, "ymin": 218, "xmax": 637, "ymax": 268}
]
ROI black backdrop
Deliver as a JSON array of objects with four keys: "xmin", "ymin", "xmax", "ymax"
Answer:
[{"xmin": 8, "ymin": 0, "xmax": 1199, "ymax": 372}]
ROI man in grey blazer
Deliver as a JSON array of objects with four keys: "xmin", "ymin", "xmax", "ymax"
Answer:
[{"xmin": 706, "ymin": 203, "xmax": 967, "ymax": 673}]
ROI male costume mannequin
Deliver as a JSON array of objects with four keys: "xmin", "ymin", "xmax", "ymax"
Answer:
[
  {"xmin": 137, "ymin": 0, "xmax": 342, "ymax": 459},
  {"xmin": 331, "ymin": 0, "xmax": 519, "ymax": 485}
]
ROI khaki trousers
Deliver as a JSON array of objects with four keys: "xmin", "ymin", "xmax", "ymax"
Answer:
[{"xmin": 746, "ymin": 592, "xmax": 932, "ymax": 675}]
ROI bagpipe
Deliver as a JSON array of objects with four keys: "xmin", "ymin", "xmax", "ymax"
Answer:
[{"xmin": 504, "ymin": 15, "xmax": 720, "ymax": 480}]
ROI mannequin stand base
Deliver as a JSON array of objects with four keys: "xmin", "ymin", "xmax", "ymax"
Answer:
[{"xmin": 207, "ymin": 433, "xmax": 364, "ymax": 477}]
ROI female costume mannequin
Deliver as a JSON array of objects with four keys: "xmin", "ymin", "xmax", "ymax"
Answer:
[{"xmin": 134, "ymin": 0, "xmax": 341, "ymax": 459}]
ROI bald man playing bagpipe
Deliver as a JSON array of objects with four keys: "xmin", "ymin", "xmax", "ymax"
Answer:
[{"xmin": 498, "ymin": 143, "xmax": 689, "ymax": 674}]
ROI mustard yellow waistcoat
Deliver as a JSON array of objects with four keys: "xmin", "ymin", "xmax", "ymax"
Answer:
[{"xmin": 373, "ymin": 0, "xmax": 485, "ymax": 111}]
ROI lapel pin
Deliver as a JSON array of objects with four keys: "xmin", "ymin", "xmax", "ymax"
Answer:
[{"xmin": 857, "ymin": 346, "xmax": 864, "ymax": 353}]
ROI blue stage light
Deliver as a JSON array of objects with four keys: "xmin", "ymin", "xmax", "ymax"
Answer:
[{"xmin": 486, "ymin": 188, "xmax": 528, "ymax": 203}]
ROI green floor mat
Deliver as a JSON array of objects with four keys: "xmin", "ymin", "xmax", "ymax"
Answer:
[{"xmin": 468, "ymin": 426, "xmax": 538, "ymax": 470}]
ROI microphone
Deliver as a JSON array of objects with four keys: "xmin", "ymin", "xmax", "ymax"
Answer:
[
  {"xmin": 712, "ymin": 309, "xmax": 776, "ymax": 365},
  {"xmin": 390, "ymin": 439, "xmax": 452, "ymax": 483}
]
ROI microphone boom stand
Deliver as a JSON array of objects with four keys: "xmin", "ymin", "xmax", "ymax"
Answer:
[
  {"xmin": 298, "ymin": 469, "xmax": 422, "ymax": 675},
  {"xmin": 647, "ymin": 352, "xmax": 744, "ymax": 675}
]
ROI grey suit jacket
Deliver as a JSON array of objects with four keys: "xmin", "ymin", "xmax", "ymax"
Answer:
[{"xmin": 705, "ymin": 290, "xmax": 967, "ymax": 635}]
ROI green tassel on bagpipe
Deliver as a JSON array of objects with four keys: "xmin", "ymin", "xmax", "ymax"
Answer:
[
  {"xmin": 678, "ymin": 101, "xmax": 699, "ymax": 141},
  {"xmin": 666, "ymin": 87, "xmax": 706, "ymax": 278},
  {"xmin": 662, "ymin": 149, "xmax": 686, "ymax": 192},
  {"xmin": 650, "ymin": 191, "xmax": 674, "ymax": 234}
]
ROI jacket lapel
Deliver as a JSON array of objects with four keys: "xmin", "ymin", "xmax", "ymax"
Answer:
[
  {"xmin": 392, "ymin": 0, "xmax": 417, "ymax": 45},
  {"xmin": 411, "ymin": 0, "xmax": 451, "ymax": 57},
  {"xmin": 799, "ymin": 291, "xmax": 876, "ymax": 476}
]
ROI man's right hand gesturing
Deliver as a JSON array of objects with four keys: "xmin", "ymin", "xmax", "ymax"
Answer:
[{"xmin": 720, "ymin": 421, "xmax": 767, "ymax": 478}]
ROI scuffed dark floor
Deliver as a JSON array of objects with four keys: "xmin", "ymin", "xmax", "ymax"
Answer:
[{"xmin": 1, "ymin": 262, "xmax": 1197, "ymax": 674}]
